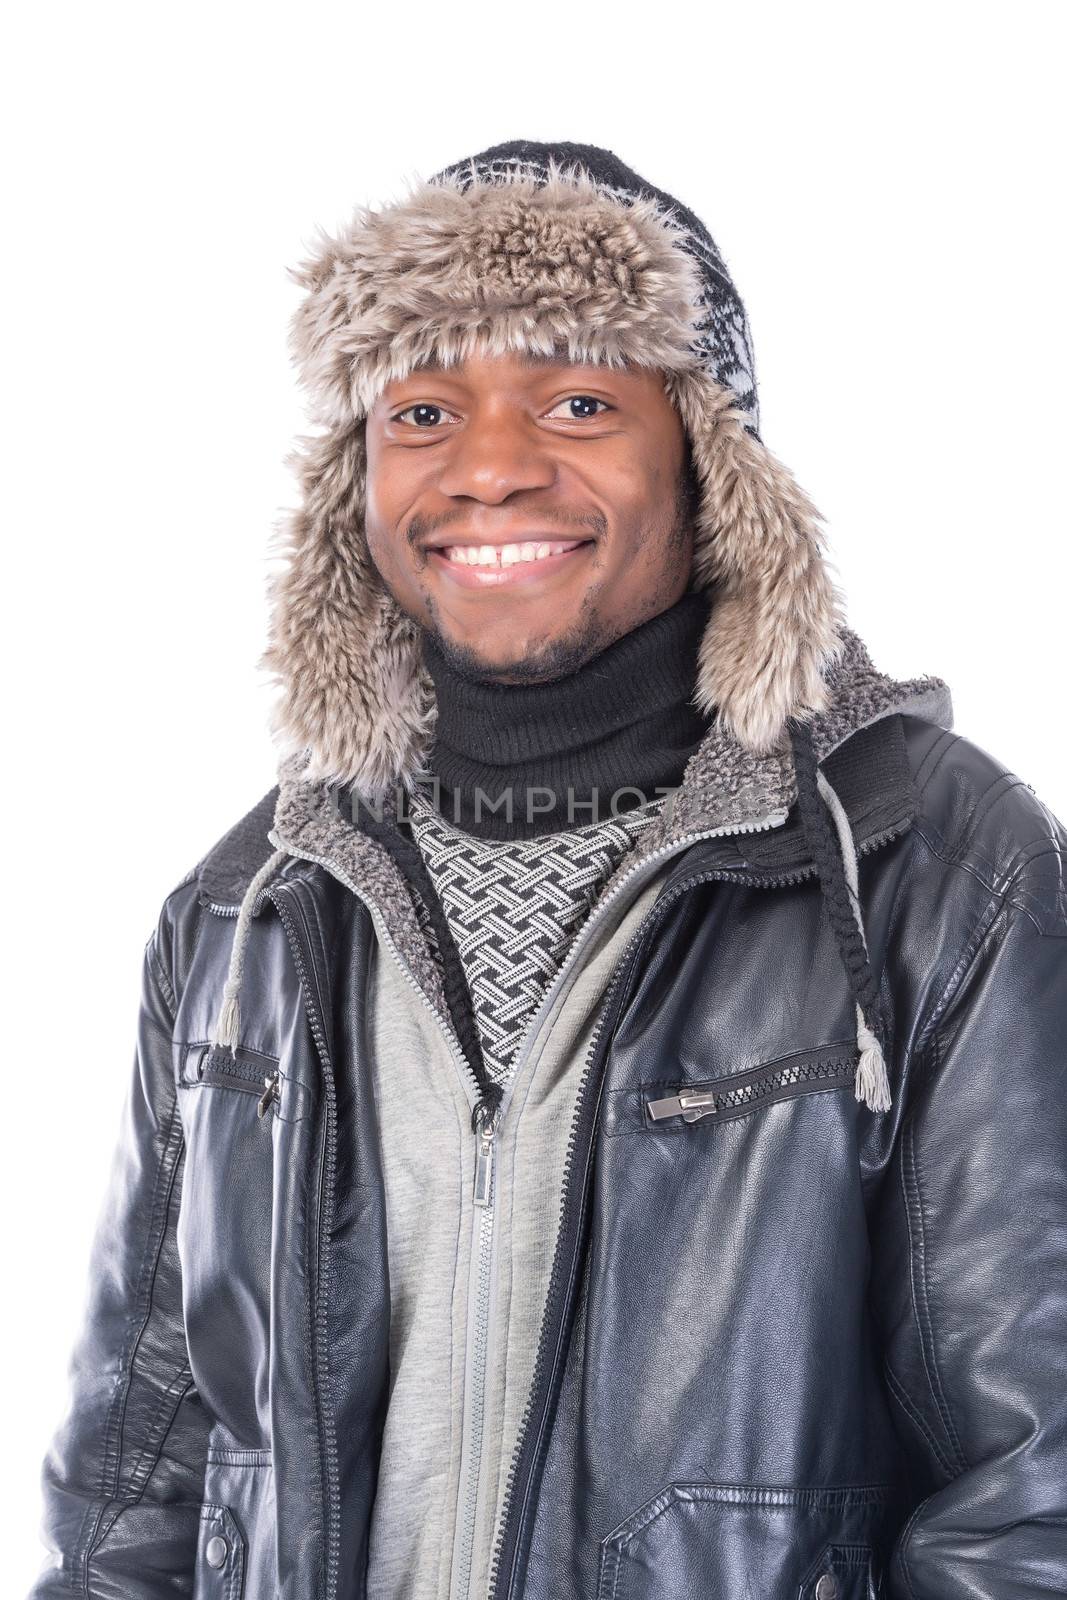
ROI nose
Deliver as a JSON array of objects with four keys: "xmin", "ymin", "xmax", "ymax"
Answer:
[{"xmin": 434, "ymin": 408, "xmax": 557, "ymax": 504}]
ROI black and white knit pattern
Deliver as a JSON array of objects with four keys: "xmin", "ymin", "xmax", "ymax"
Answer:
[{"xmin": 406, "ymin": 790, "xmax": 664, "ymax": 1083}]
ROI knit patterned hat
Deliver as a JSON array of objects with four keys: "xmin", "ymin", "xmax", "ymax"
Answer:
[{"xmin": 259, "ymin": 138, "xmax": 845, "ymax": 795}]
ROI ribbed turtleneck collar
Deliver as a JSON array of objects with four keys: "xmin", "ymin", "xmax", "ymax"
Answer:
[{"xmin": 418, "ymin": 588, "xmax": 714, "ymax": 840}]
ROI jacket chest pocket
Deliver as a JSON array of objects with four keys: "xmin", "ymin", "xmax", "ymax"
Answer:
[
  {"xmin": 643, "ymin": 1044, "xmax": 862, "ymax": 1131},
  {"xmin": 603, "ymin": 1041, "xmax": 863, "ymax": 1140},
  {"xmin": 183, "ymin": 1042, "xmax": 281, "ymax": 1118},
  {"xmin": 598, "ymin": 1481, "xmax": 896, "ymax": 1600}
]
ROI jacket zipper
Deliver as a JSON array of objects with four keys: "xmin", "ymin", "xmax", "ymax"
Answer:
[
  {"xmin": 263, "ymin": 883, "xmax": 342, "ymax": 1600},
  {"xmin": 646, "ymin": 1086, "xmax": 718, "ymax": 1121},
  {"xmin": 645, "ymin": 1051, "xmax": 860, "ymax": 1124},
  {"xmin": 257, "ymin": 1069, "xmax": 281, "ymax": 1118},
  {"xmin": 196, "ymin": 1052, "xmax": 281, "ymax": 1120},
  {"xmin": 486, "ymin": 812, "xmax": 913, "ymax": 1600}
]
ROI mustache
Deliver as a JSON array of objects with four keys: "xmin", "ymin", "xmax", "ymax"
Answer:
[{"xmin": 406, "ymin": 507, "xmax": 608, "ymax": 549}]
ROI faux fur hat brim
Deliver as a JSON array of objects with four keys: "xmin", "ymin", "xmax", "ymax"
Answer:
[{"xmin": 258, "ymin": 156, "xmax": 847, "ymax": 795}]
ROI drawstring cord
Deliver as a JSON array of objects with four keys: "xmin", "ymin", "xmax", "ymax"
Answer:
[
  {"xmin": 210, "ymin": 847, "xmax": 289, "ymax": 1052},
  {"xmin": 789, "ymin": 720, "xmax": 893, "ymax": 1114}
]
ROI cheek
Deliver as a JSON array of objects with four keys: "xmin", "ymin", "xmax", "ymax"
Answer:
[
  {"xmin": 364, "ymin": 456, "xmax": 412, "ymax": 581},
  {"xmin": 364, "ymin": 525, "xmax": 420, "ymax": 609},
  {"xmin": 589, "ymin": 441, "xmax": 667, "ymax": 523}
]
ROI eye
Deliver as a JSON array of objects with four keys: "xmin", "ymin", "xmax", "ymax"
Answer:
[
  {"xmin": 390, "ymin": 403, "xmax": 460, "ymax": 428},
  {"xmin": 546, "ymin": 395, "xmax": 614, "ymax": 420}
]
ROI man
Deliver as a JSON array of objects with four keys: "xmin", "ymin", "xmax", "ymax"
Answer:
[{"xmin": 30, "ymin": 140, "xmax": 1067, "ymax": 1600}]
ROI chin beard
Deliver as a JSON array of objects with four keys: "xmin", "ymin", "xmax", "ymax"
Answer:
[{"xmin": 421, "ymin": 611, "xmax": 612, "ymax": 686}]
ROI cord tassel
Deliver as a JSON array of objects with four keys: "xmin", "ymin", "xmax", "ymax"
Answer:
[
  {"xmin": 215, "ymin": 987, "xmax": 243, "ymax": 1053},
  {"xmin": 853, "ymin": 1009, "xmax": 891, "ymax": 1113}
]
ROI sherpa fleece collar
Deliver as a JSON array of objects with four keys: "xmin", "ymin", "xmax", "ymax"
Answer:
[{"xmin": 255, "ymin": 145, "xmax": 871, "ymax": 798}]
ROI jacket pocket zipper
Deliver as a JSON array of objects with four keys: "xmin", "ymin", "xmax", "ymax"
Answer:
[
  {"xmin": 647, "ymin": 1087, "xmax": 719, "ymax": 1122},
  {"xmin": 196, "ymin": 1050, "xmax": 280, "ymax": 1120},
  {"xmin": 256, "ymin": 1069, "xmax": 280, "ymax": 1118},
  {"xmin": 646, "ymin": 1050, "xmax": 859, "ymax": 1125}
]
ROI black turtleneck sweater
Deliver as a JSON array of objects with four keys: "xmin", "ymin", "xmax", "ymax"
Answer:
[{"xmin": 418, "ymin": 588, "xmax": 713, "ymax": 841}]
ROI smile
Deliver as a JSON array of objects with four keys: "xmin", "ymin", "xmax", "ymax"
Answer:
[{"xmin": 426, "ymin": 539, "xmax": 593, "ymax": 587}]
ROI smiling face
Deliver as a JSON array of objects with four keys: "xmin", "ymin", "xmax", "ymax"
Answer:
[{"xmin": 363, "ymin": 349, "xmax": 697, "ymax": 683}]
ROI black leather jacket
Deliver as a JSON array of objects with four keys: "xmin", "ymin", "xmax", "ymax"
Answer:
[{"xmin": 28, "ymin": 711, "xmax": 1067, "ymax": 1599}]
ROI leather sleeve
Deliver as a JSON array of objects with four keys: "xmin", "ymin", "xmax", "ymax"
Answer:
[
  {"xmin": 873, "ymin": 800, "xmax": 1067, "ymax": 1597},
  {"xmin": 27, "ymin": 881, "xmax": 211, "ymax": 1597}
]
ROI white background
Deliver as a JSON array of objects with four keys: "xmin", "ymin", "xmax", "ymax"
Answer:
[{"xmin": 4, "ymin": 2, "xmax": 1064, "ymax": 1586}]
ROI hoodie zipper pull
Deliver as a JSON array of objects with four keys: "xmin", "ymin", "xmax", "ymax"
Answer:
[
  {"xmin": 473, "ymin": 1099, "xmax": 500, "ymax": 1207},
  {"xmin": 257, "ymin": 1068, "xmax": 280, "ymax": 1120}
]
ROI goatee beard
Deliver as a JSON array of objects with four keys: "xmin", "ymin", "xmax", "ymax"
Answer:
[{"xmin": 420, "ymin": 606, "xmax": 615, "ymax": 687}]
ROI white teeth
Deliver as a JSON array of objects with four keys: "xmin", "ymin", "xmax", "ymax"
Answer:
[{"xmin": 442, "ymin": 540, "xmax": 581, "ymax": 567}]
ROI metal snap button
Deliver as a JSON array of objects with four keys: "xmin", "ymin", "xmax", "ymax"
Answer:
[
  {"xmin": 205, "ymin": 1533, "xmax": 229, "ymax": 1568},
  {"xmin": 815, "ymin": 1572, "xmax": 840, "ymax": 1600}
]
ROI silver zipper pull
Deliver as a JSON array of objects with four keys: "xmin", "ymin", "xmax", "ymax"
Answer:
[
  {"xmin": 257, "ymin": 1069, "xmax": 280, "ymax": 1119},
  {"xmin": 473, "ymin": 1100, "xmax": 499, "ymax": 1207},
  {"xmin": 647, "ymin": 1088, "xmax": 718, "ymax": 1124}
]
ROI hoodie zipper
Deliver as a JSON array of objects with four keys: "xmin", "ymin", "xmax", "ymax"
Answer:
[{"xmin": 485, "ymin": 811, "xmax": 915, "ymax": 1600}]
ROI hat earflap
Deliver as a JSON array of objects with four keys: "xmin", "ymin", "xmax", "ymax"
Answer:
[
  {"xmin": 669, "ymin": 371, "xmax": 848, "ymax": 755},
  {"xmin": 257, "ymin": 425, "xmax": 432, "ymax": 794}
]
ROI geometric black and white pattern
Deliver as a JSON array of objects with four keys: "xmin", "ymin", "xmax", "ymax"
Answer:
[{"xmin": 406, "ymin": 789, "xmax": 664, "ymax": 1083}]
